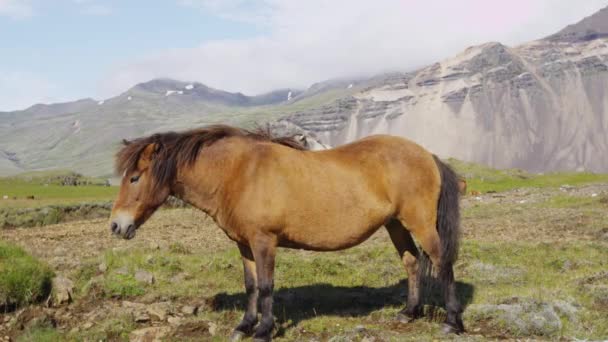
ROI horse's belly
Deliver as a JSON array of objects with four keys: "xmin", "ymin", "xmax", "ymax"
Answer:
[{"xmin": 278, "ymin": 214, "xmax": 388, "ymax": 251}]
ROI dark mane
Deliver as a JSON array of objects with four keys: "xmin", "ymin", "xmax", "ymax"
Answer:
[{"xmin": 115, "ymin": 124, "xmax": 306, "ymax": 188}]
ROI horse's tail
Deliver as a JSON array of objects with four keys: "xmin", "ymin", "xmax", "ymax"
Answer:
[{"xmin": 418, "ymin": 156, "xmax": 461, "ymax": 301}]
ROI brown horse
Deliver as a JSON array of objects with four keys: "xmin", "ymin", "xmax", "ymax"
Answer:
[{"xmin": 110, "ymin": 125, "xmax": 464, "ymax": 341}]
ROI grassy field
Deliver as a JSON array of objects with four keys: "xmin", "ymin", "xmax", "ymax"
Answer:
[
  {"xmin": 0, "ymin": 171, "xmax": 117, "ymax": 208},
  {"xmin": 0, "ymin": 164, "xmax": 607, "ymax": 340},
  {"xmin": 448, "ymin": 158, "xmax": 608, "ymax": 193}
]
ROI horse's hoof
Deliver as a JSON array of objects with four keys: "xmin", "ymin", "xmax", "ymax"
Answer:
[
  {"xmin": 442, "ymin": 323, "xmax": 464, "ymax": 335},
  {"xmin": 396, "ymin": 312, "xmax": 417, "ymax": 323},
  {"xmin": 229, "ymin": 330, "xmax": 247, "ymax": 342}
]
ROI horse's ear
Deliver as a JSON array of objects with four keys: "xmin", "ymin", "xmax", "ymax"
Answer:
[{"xmin": 138, "ymin": 143, "xmax": 158, "ymax": 169}]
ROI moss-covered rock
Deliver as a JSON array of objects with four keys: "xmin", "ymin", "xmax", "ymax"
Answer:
[{"xmin": 465, "ymin": 297, "xmax": 579, "ymax": 337}]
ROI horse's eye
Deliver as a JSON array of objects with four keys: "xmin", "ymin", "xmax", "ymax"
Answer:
[{"xmin": 130, "ymin": 175, "xmax": 140, "ymax": 184}]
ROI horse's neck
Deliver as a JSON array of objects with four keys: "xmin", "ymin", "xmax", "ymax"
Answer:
[{"xmin": 171, "ymin": 139, "xmax": 245, "ymax": 220}]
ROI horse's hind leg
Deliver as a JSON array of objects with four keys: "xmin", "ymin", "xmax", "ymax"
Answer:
[
  {"xmin": 400, "ymin": 207, "xmax": 464, "ymax": 334},
  {"xmin": 385, "ymin": 219, "xmax": 423, "ymax": 322},
  {"xmin": 231, "ymin": 243, "xmax": 259, "ymax": 341}
]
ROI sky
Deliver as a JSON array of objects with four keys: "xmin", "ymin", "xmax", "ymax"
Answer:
[{"xmin": 0, "ymin": 0, "xmax": 607, "ymax": 111}]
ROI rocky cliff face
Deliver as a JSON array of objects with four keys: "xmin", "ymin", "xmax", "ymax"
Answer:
[{"xmin": 277, "ymin": 32, "xmax": 608, "ymax": 172}]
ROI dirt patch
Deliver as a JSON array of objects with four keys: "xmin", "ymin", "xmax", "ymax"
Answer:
[{"xmin": 0, "ymin": 208, "xmax": 231, "ymax": 273}]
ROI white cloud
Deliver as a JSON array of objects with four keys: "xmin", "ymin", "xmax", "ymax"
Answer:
[
  {"xmin": 0, "ymin": 71, "xmax": 69, "ymax": 111},
  {"xmin": 101, "ymin": 0, "xmax": 608, "ymax": 97},
  {"xmin": 0, "ymin": 0, "xmax": 32, "ymax": 19}
]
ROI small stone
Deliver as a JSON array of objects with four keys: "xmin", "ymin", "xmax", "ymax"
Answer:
[
  {"xmin": 51, "ymin": 276, "xmax": 74, "ymax": 305},
  {"xmin": 149, "ymin": 242, "xmax": 160, "ymax": 250},
  {"xmin": 354, "ymin": 325, "xmax": 366, "ymax": 333},
  {"xmin": 135, "ymin": 270, "xmax": 155, "ymax": 284},
  {"xmin": 180, "ymin": 305, "xmax": 198, "ymax": 315},
  {"xmin": 98, "ymin": 262, "xmax": 108, "ymax": 273},
  {"xmin": 69, "ymin": 327, "xmax": 80, "ymax": 334},
  {"xmin": 134, "ymin": 312, "xmax": 150, "ymax": 323},
  {"xmin": 208, "ymin": 321, "xmax": 217, "ymax": 336},
  {"xmin": 122, "ymin": 301, "xmax": 145, "ymax": 310},
  {"xmin": 82, "ymin": 322, "xmax": 93, "ymax": 329},
  {"xmin": 147, "ymin": 302, "xmax": 171, "ymax": 321},
  {"xmin": 167, "ymin": 316, "xmax": 182, "ymax": 326},
  {"xmin": 145, "ymin": 255, "xmax": 154, "ymax": 264},
  {"xmin": 129, "ymin": 326, "xmax": 171, "ymax": 342}
]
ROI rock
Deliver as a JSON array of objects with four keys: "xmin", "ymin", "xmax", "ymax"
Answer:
[
  {"xmin": 51, "ymin": 276, "xmax": 74, "ymax": 305},
  {"xmin": 149, "ymin": 242, "xmax": 160, "ymax": 250},
  {"xmin": 180, "ymin": 305, "xmax": 198, "ymax": 316},
  {"xmin": 82, "ymin": 321, "xmax": 93, "ymax": 329},
  {"xmin": 147, "ymin": 302, "xmax": 172, "ymax": 321},
  {"xmin": 171, "ymin": 321, "xmax": 212, "ymax": 340},
  {"xmin": 208, "ymin": 321, "xmax": 217, "ymax": 336},
  {"xmin": 98, "ymin": 262, "xmax": 108, "ymax": 273},
  {"xmin": 465, "ymin": 298, "xmax": 577, "ymax": 336},
  {"xmin": 135, "ymin": 270, "xmax": 155, "ymax": 284},
  {"xmin": 167, "ymin": 316, "xmax": 182, "ymax": 326},
  {"xmin": 129, "ymin": 326, "xmax": 171, "ymax": 342},
  {"xmin": 122, "ymin": 301, "xmax": 146, "ymax": 311},
  {"xmin": 145, "ymin": 255, "xmax": 154, "ymax": 264},
  {"xmin": 134, "ymin": 312, "xmax": 151, "ymax": 323}
]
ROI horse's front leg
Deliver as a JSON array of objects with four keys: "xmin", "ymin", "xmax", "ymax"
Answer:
[
  {"xmin": 251, "ymin": 234, "xmax": 277, "ymax": 342},
  {"xmin": 230, "ymin": 243, "xmax": 259, "ymax": 341}
]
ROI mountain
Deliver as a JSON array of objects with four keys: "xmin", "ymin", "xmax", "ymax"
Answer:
[
  {"xmin": 0, "ymin": 79, "xmax": 306, "ymax": 176},
  {"xmin": 546, "ymin": 6, "xmax": 608, "ymax": 42},
  {"xmin": 2, "ymin": 6, "xmax": 608, "ymax": 176},
  {"xmin": 276, "ymin": 8, "xmax": 608, "ymax": 173}
]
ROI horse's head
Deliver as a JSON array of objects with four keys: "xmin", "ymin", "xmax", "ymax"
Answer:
[{"xmin": 110, "ymin": 141, "xmax": 172, "ymax": 239}]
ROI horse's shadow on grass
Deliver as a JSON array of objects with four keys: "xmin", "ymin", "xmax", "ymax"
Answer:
[{"xmin": 211, "ymin": 280, "xmax": 474, "ymax": 334}]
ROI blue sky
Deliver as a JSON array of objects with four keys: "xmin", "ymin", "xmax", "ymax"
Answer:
[
  {"xmin": 0, "ymin": 0, "xmax": 607, "ymax": 111},
  {"xmin": 0, "ymin": 0, "xmax": 267, "ymax": 109}
]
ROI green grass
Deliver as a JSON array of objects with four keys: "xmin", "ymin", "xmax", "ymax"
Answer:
[
  {"xmin": 0, "ymin": 173, "xmax": 117, "ymax": 208},
  {"xmin": 16, "ymin": 327, "xmax": 63, "ymax": 342},
  {"xmin": 62, "ymin": 236, "xmax": 607, "ymax": 340},
  {"xmin": 448, "ymin": 158, "xmax": 608, "ymax": 193},
  {"xmin": 0, "ymin": 241, "xmax": 54, "ymax": 309}
]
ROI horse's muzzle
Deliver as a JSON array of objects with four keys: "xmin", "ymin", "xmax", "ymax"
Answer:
[{"xmin": 110, "ymin": 215, "xmax": 137, "ymax": 240}]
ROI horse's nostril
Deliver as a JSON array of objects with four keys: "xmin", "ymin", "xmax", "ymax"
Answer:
[{"xmin": 111, "ymin": 222, "xmax": 118, "ymax": 233}]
